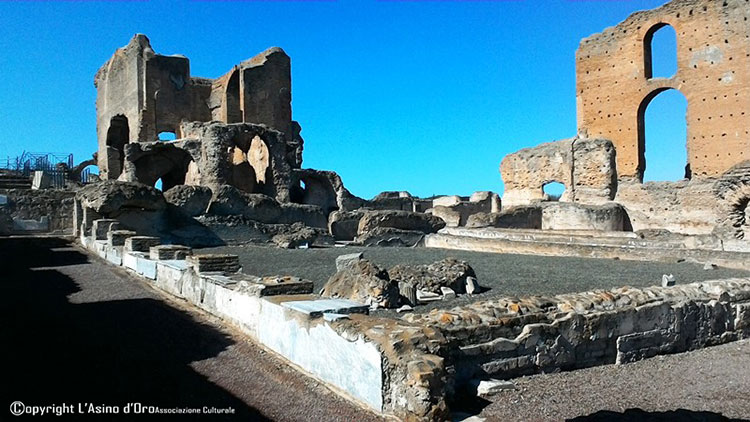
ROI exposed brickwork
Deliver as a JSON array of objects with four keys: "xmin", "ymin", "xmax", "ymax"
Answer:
[{"xmin": 576, "ymin": 0, "xmax": 750, "ymax": 180}]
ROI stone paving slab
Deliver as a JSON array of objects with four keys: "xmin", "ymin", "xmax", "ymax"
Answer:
[{"xmin": 281, "ymin": 298, "xmax": 369, "ymax": 318}]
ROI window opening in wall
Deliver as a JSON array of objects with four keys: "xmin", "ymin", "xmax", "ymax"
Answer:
[
  {"xmin": 105, "ymin": 115, "xmax": 129, "ymax": 179},
  {"xmin": 226, "ymin": 70, "xmax": 242, "ymax": 123},
  {"xmin": 542, "ymin": 182, "xmax": 565, "ymax": 201},
  {"xmin": 158, "ymin": 131, "xmax": 176, "ymax": 141},
  {"xmin": 155, "ymin": 178, "xmax": 163, "ymax": 191},
  {"xmin": 638, "ymin": 89, "xmax": 689, "ymax": 182},
  {"xmin": 645, "ymin": 24, "xmax": 678, "ymax": 79}
]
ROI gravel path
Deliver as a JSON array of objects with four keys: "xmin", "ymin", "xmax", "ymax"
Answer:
[
  {"xmin": 472, "ymin": 339, "xmax": 750, "ymax": 422},
  {"xmin": 0, "ymin": 237, "xmax": 384, "ymax": 421},
  {"xmin": 199, "ymin": 245, "xmax": 750, "ymax": 312}
]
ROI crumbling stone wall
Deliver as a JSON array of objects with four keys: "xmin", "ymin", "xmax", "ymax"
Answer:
[
  {"xmin": 0, "ymin": 189, "xmax": 75, "ymax": 234},
  {"xmin": 430, "ymin": 192, "xmax": 501, "ymax": 227},
  {"xmin": 95, "ymin": 35, "xmax": 303, "ymax": 181},
  {"xmin": 500, "ymin": 137, "xmax": 616, "ymax": 208},
  {"xmin": 404, "ymin": 278, "xmax": 750, "ymax": 387},
  {"xmin": 576, "ymin": 0, "xmax": 750, "ymax": 180},
  {"xmin": 614, "ymin": 178, "xmax": 720, "ymax": 234},
  {"xmin": 180, "ymin": 121, "xmax": 294, "ymax": 202}
]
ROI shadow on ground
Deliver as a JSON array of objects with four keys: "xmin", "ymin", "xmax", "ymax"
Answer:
[
  {"xmin": 0, "ymin": 237, "xmax": 268, "ymax": 420},
  {"xmin": 568, "ymin": 408, "xmax": 750, "ymax": 422}
]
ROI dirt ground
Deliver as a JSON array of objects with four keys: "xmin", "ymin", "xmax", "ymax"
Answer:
[{"xmin": 472, "ymin": 339, "xmax": 750, "ymax": 422}]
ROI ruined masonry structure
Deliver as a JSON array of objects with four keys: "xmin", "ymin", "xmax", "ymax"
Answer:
[
  {"xmin": 577, "ymin": 0, "xmax": 750, "ymax": 180},
  {"xmin": 94, "ymin": 34, "xmax": 304, "ymax": 202},
  {"xmin": 501, "ymin": 0, "xmax": 750, "ymax": 237}
]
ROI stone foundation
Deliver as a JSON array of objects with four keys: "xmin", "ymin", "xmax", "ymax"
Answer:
[
  {"xmin": 404, "ymin": 279, "xmax": 750, "ymax": 384},
  {"xmin": 426, "ymin": 227, "xmax": 750, "ymax": 271},
  {"xmin": 79, "ymin": 224, "xmax": 448, "ymax": 421},
  {"xmin": 0, "ymin": 189, "xmax": 75, "ymax": 235}
]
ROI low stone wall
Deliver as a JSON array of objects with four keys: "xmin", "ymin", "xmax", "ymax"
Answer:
[
  {"xmin": 0, "ymin": 189, "xmax": 75, "ymax": 234},
  {"xmin": 404, "ymin": 278, "xmax": 750, "ymax": 385},
  {"xmin": 615, "ymin": 179, "xmax": 720, "ymax": 235},
  {"xmin": 541, "ymin": 202, "xmax": 625, "ymax": 231},
  {"xmin": 426, "ymin": 227, "xmax": 750, "ymax": 270},
  {"xmin": 79, "ymin": 224, "xmax": 448, "ymax": 421}
]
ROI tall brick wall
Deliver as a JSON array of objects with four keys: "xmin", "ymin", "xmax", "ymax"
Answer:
[{"xmin": 576, "ymin": 0, "xmax": 750, "ymax": 180}]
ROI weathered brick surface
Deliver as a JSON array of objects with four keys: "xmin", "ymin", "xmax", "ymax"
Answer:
[{"xmin": 576, "ymin": 0, "xmax": 750, "ymax": 179}]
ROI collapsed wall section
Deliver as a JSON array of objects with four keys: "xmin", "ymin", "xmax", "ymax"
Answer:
[
  {"xmin": 95, "ymin": 36, "xmax": 301, "ymax": 182},
  {"xmin": 500, "ymin": 137, "xmax": 616, "ymax": 208}
]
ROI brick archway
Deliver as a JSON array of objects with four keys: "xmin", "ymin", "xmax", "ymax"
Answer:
[{"xmin": 636, "ymin": 87, "xmax": 688, "ymax": 182}]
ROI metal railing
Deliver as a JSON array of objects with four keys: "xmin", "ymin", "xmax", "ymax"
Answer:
[
  {"xmin": 0, "ymin": 152, "xmax": 100, "ymax": 187},
  {"xmin": 0, "ymin": 152, "xmax": 74, "ymax": 175}
]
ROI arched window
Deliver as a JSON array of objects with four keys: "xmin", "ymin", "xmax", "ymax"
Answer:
[
  {"xmin": 542, "ymin": 181, "xmax": 565, "ymax": 201},
  {"xmin": 644, "ymin": 24, "xmax": 678, "ymax": 79},
  {"xmin": 638, "ymin": 89, "xmax": 689, "ymax": 182}
]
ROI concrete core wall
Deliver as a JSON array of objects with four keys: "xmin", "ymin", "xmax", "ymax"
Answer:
[{"xmin": 500, "ymin": 137, "xmax": 616, "ymax": 208}]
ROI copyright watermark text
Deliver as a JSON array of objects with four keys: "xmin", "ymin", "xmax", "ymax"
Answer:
[{"xmin": 9, "ymin": 401, "xmax": 236, "ymax": 417}]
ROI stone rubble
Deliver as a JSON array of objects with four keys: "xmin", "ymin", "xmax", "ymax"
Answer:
[
  {"xmin": 320, "ymin": 259, "xmax": 400, "ymax": 309},
  {"xmin": 389, "ymin": 258, "xmax": 476, "ymax": 295}
]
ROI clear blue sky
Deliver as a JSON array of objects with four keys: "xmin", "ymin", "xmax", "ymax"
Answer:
[{"xmin": 0, "ymin": 0, "xmax": 684, "ymax": 199}]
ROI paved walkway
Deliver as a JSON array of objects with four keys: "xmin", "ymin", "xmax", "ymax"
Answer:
[{"xmin": 0, "ymin": 237, "xmax": 383, "ymax": 421}]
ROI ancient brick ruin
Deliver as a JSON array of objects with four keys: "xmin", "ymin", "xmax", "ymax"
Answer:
[
  {"xmin": 501, "ymin": 0, "xmax": 750, "ymax": 237},
  {"xmin": 577, "ymin": 0, "xmax": 749, "ymax": 180},
  {"xmin": 94, "ymin": 35, "xmax": 303, "ymax": 200}
]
